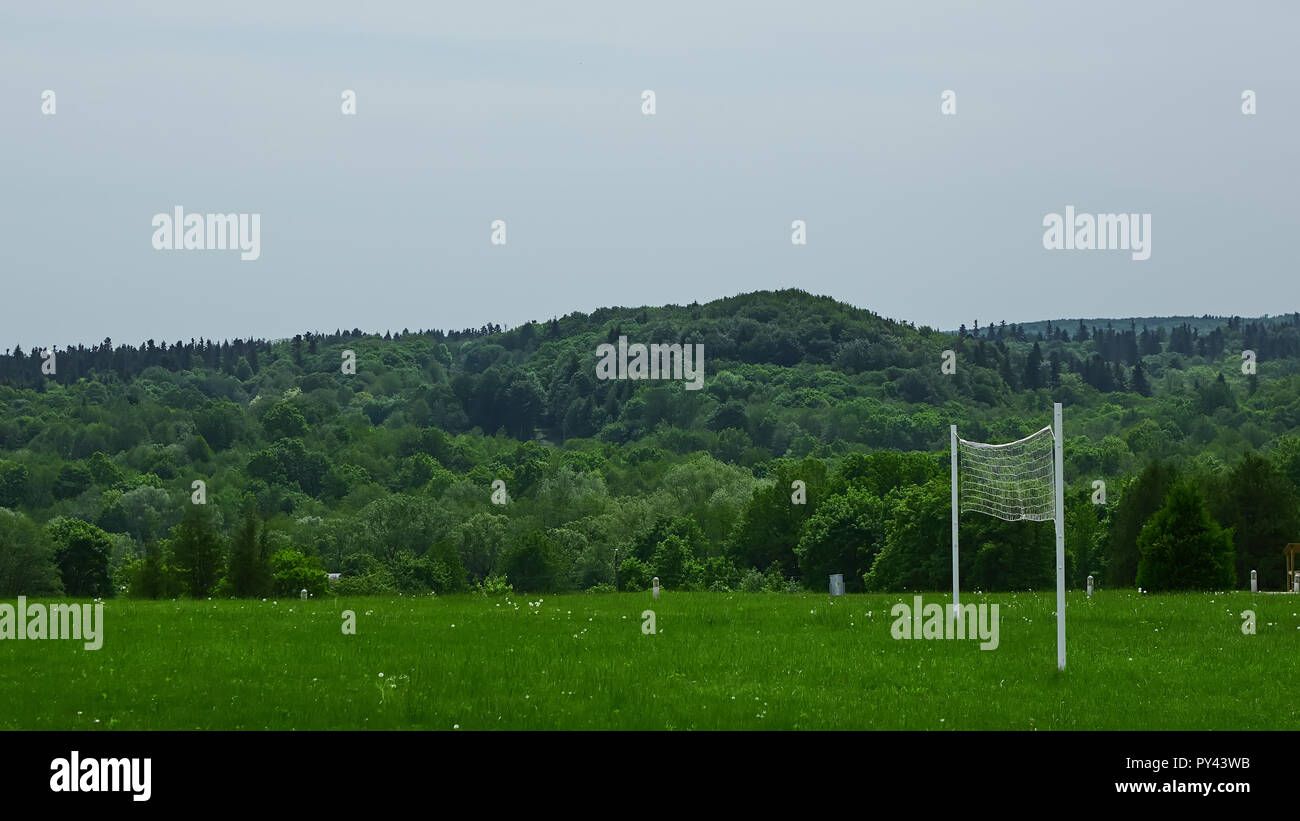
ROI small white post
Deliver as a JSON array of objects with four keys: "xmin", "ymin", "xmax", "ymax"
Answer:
[
  {"xmin": 951, "ymin": 424, "xmax": 960, "ymax": 612},
  {"xmin": 652, "ymin": 576, "xmax": 660, "ymax": 600},
  {"xmin": 1086, "ymin": 575, "xmax": 1093, "ymax": 598},
  {"xmin": 829, "ymin": 574, "xmax": 844, "ymax": 596},
  {"xmin": 1053, "ymin": 403, "xmax": 1066, "ymax": 671},
  {"xmin": 1294, "ymin": 575, "xmax": 1299, "ymax": 594},
  {"xmin": 300, "ymin": 588, "xmax": 308, "ymax": 601},
  {"xmin": 1250, "ymin": 570, "xmax": 1257, "ymax": 593}
]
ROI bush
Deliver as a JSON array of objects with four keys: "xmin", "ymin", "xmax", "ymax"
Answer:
[
  {"xmin": 649, "ymin": 534, "xmax": 701, "ymax": 590},
  {"xmin": 270, "ymin": 548, "xmax": 328, "ymax": 597},
  {"xmin": 477, "ymin": 573, "xmax": 514, "ymax": 596},
  {"xmin": 126, "ymin": 542, "xmax": 184, "ymax": 599},
  {"xmin": 617, "ymin": 556, "xmax": 653, "ymax": 592},
  {"xmin": 505, "ymin": 531, "xmax": 564, "ymax": 592},
  {"xmin": 737, "ymin": 568, "xmax": 769, "ymax": 593},
  {"xmin": 390, "ymin": 550, "xmax": 456, "ymax": 594},
  {"xmin": 330, "ymin": 568, "xmax": 399, "ymax": 596},
  {"xmin": 700, "ymin": 556, "xmax": 739, "ymax": 592}
]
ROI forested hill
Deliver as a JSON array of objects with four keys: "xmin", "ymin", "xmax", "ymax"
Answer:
[{"xmin": 4, "ymin": 288, "xmax": 1300, "ymax": 599}]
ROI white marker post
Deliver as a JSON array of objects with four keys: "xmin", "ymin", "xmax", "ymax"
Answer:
[
  {"xmin": 829, "ymin": 574, "xmax": 845, "ymax": 596},
  {"xmin": 1086, "ymin": 575, "xmax": 1093, "ymax": 598},
  {"xmin": 652, "ymin": 577, "xmax": 660, "ymax": 600},
  {"xmin": 1251, "ymin": 570, "xmax": 1257, "ymax": 593},
  {"xmin": 300, "ymin": 589, "xmax": 308, "ymax": 601}
]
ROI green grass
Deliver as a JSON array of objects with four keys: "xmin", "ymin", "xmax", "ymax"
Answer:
[{"xmin": 1, "ymin": 591, "xmax": 1297, "ymax": 730}]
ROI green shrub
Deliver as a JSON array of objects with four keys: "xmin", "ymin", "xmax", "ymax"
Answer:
[
  {"xmin": 737, "ymin": 568, "xmax": 768, "ymax": 593},
  {"xmin": 330, "ymin": 567, "xmax": 399, "ymax": 596},
  {"xmin": 477, "ymin": 573, "xmax": 514, "ymax": 596},
  {"xmin": 617, "ymin": 556, "xmax": 653, "ymax": 592},
  {"xmin": 270, "ymin": 548, "xmax": 327, "ymax": 597}
]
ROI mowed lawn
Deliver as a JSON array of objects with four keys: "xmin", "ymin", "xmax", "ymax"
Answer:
[{"xmin": 1, "ymin": 590, "xmax": 1296, "ymax": 730}]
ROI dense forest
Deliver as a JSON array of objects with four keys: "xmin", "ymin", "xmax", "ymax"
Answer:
[{"xmin": 3, "ymin": 289, "xmax": 1300, "ymax": 598}]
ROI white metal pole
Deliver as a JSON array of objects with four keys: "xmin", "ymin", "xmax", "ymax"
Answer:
[
  {"xmin": 1053, "ymin": 403, "xmax": 1066, "ymax": 671},
  {"xmin": 1250, "ymin": 570, "xmax": 1257, "ymax": 593},
  {"xmin": 951, "ymin": 424, "xmax": 960, "ymax": 613}
]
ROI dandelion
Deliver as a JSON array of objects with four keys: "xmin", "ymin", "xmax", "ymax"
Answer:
[
  {"xmin": 454, "ymin": 724, "xmax": 459, "ymax": 729},
  {"xmin": 378, "ymin": 672, "xmax": 384, "ymax": 678}
]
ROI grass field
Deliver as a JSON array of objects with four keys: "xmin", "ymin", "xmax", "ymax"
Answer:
[{"xmin": 2, "ymin": 590, "xmax": 1297, "ymax": 730}]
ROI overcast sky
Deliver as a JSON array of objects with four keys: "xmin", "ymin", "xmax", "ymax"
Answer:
[{"xmin": 2, "ymin": 1, "xmax": 1296, "ymax": 347}]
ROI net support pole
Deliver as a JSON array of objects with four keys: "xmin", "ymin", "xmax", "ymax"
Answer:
[
  {"xmin": 1053, "ymin": 402, "xmax": 1066, "ymax": 671},
  {"xmin": 950, "ymin": 424, "xmax": 960, "ymax": 613}
]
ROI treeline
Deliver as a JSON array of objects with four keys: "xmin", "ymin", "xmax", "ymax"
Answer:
[
  {"xmin": 6, "ymin": 441, "xmax": 1298, "ymax": 599},
  {"xmin": 4, "ymin": 289, "xmax": 1300, "ymax": 598}
]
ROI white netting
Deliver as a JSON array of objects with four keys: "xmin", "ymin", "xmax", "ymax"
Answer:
[{"xmin": 958, "ymin": 426, "xmax": 1057, "ymax": 521}]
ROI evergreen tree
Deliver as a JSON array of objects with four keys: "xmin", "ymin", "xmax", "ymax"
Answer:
[
  {"xmin": 1213, "ymin": 452, "xmax": 1300, "ymax": 589},
  {"xmin": 1130, "ymin": 361, "xmax": 1151, "ymax": 396},
  {"xmin": 1106, "ymin": 460, "xmax": 1178, "ymax": 586},
  {"xmin": 1136, "ymin": 482, "xmax": 1235, "ymax": 591},
  {"xmin": 1023, "ymin": 342, "xmax": 1043, "ymax": 389},
  {"xmin": 170, "ymin": 505, "xmax": 226, "ymax": 597},
  {"xmin": 227, "ymin": 500, "xmax": 272, "ymax": 597},
  {"xmin": 134, "ymin": 540, "xmax": 169, "ymax": 599}
]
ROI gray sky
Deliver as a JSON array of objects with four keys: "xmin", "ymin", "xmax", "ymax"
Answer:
[{"xmin": 2, "ymin": 1, "xmax": 1296, "ymax": 347}]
